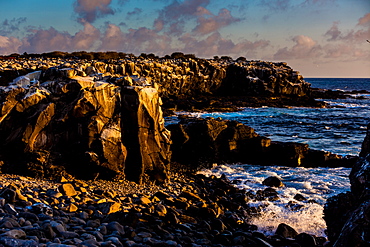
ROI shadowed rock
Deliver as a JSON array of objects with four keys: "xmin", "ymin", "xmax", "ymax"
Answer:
[
  {"xmin": 0, "ymin": 72, "xmax": 171, "ymax": 183},
  {"xmin": 168, "ymin": 117, "xmax": 356, "ymax": 171},
  {"xmin": 324, "ymin": 124, "xmax": 370, "ymax": 247}
]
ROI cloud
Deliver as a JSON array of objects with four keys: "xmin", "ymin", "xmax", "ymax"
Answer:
[
  {"xmin": 324, "ymin": 14, "xmax": 370, "ymax": 43},
  {"xmin": 358, "ymin": 12, "xmax": 370, "ymax": 26},
  {"xmin": 20, "ymin": 27, "xmax": 72, "ymax": 53},
  {"xmin": 324, "ymin": 43, "xmax": 370, "ymax": 60},
  {"xmin": 74, "ymin": 0, "xmax": 114, "ymax": 23},
  {"xmin": 0, "ymin": 18, "xmax": 27, "ymax": 36},
  {"xmin": 154, "ymin": 0, "xmax": 210, "ymax": 35},
  {"xmin": 259, "ymin": 0, "xmax": 291, "ymax": 11},
  {"xmin": 180, "ymin": 32, "xmax": 270, "ymax": 58},
  {"xmin": 154, "ymin": 0, "xmax": 240, "ymax": 36},
  {"xmin": 193, "ymin": 8, "xmax": 241, "ymax": 35},
  {"xmin": 273, "ymin": 35, "xmax": 322, "ymax": 59},
  {"xmin": 99, "ymin": 24, "xmax": 173, "ymax": 55},
  {"xmin": 324, "ymin": 21, "xmax": 341, "ymax": 41},
  {"xmin": 127, "ymin": 8, "xmax": 142, "ymax": 19},
  {"xmin": 0, "ymin": 36, "xmax": 22, "ymax": 55},
  {"xmin": 18, "ymin": 22, "xmax": 100, "ymax": 54},
  {"xmin": 72, "ymin": 21, "xmax": 101, "ymax": 50}
]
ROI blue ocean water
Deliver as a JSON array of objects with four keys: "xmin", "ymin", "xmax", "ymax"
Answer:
[
  {"xmin": 307, "ymin": 77, "xmax": 370, "ymax": 92},
  {"xmin": 168, "ymin": 78, "xmax": 370, "ymax": 236},
  {"xmin": 172, "ymin": 78, "xmax": 370, "ymax": 156}
]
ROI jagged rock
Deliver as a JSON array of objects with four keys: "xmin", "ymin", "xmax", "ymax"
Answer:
[
  {"xmin": 324, "ymin": 124, "xmax": 370, "ymax": 247},
  {"xmin": 58, "ymin": 183, "xmax": 77, "ymax": 197},
  {"xmin": 168, "ymin": 117, "xmax": 354, "ymax": 171},
  {"xmin": 1, "ymin": 57, "xmax": 323, "ymax": 112},
  {"xmin": 275, "ymin": 223, "xmax": 298, "ymax": 238},
  {"xmin": 0, "ymin": 72, "xmax": 171, "ymax": 183}
]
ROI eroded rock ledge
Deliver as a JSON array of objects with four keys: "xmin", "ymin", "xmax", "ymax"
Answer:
[
  {"xmin": 1, "ymin": 56, "xmax": 324, "ymax": 112},
  {"xmin": 168, "ymin": 117, "xmax": 357, "ymax": 172},
  {"xmin": 0, "ymin": 73, "xmax": 171, "ymax": 183}
]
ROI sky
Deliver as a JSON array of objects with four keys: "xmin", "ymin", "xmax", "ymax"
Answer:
[{"xmin": 0, "ymin": 0, "xmax": 369, "ymax": 78}]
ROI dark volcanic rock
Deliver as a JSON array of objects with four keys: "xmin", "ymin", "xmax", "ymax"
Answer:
[
  {"xmin": 262, "ymin": 176, "xmax": 284, "ymax": 187},
  {"xmin": 324, "ymin": 124, "xmax": 370, "ymax": 247},
  {"xmin": 168, "ymin": 117, "xmax": 356, "ymax": 171},
  {"xmin": 0, "ymin": 73, "xmax": 171, "ymax": 182},
  {"xmin": 275, "ymin": 223, "xmax": 298, "ymax": 238},
  {"xmin": 1, "ymin": 57, "xmax": 325, "ymax": 112}
]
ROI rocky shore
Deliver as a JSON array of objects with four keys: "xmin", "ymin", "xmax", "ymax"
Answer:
[
  {"xmin": 0, "ymin": 53, "xmax": 367, "ymax": 246},
  {"xmin": 0, "ymin": 170, "xmax": 330, "ymax": 247}
]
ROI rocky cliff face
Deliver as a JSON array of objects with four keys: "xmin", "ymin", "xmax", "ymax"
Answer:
[
  {"xmin": 1, "ymin": 57, "xmax": 316, "ymax": 109},
  {"xmin": 0, "ymin": 70, "xmax": 171, "ymax": 183},
  {"xmin": 324, "ymin": 125, "xmax": 370, "ymax": 247}
]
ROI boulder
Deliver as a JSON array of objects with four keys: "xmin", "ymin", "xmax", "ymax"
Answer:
[
  {"xmin": 167, "ymin": 118, "xmax": 258, "ymax": 170},
  {"xmin": 262, "ymin": 176, "xmax": 284, "ymax": 187},
  {"xmin": 0, "ymin": 72, "xmax": 171, "ymax": 183}
]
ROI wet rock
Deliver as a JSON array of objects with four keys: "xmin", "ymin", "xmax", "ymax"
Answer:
[
  {"xmin": 275, "ymin": 223, "xmax": 298, "ymax": 238},
  {"xmin": 262, "ymin": 176, "xmax": 284, "ymax": 187},
  {"xmin": 295, "ymin": 233, "xmax": 317, "ymax": 247},
  {"xmin": 293, "ymin": 193, "xmax": 307, "ymax": 201}
]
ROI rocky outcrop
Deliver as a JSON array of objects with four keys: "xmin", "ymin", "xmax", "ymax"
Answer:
[
  {"xmin": 324, "ymin": 124, "xmax": 370, "ymax": 247},
  {"xmin": 168, "ymin": 117, "xmax": 356, "ymax": 171},
  {"xmin": 0, "ymin": 71, "xmax": 171, "ymax": 183},
  {"xmin": 1, "ymin": 57, "xmax": 322, "ymax": 111}
]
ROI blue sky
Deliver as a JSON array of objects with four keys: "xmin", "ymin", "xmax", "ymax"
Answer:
[{"xmin": 0, "ymin": 0, "xmax": 369, "ymax": 77}]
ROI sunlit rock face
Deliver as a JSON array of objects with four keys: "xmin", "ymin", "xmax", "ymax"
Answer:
[
  {"xmin": 0, "ymin": 57, "xmax": 312, "ymax": 99},
  {"xmin": 0, "ymin": 70, "xmax": 171, "ymax": 183},
  {"xmin": 324, "ymin": 124, "xmax": 370, "ymax": 246}
]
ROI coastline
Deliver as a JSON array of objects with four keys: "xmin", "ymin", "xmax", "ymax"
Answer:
[{"xmin": 0, "ymin": 55, "xmax": 368, "ymax": 246}]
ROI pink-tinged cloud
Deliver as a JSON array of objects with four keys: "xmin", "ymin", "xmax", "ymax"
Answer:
[
  {"xmin": 324, "ymin": 22, "xmax": 341, "ymax": 41},
  {"xmin": 180, "ymin": 32, "xmax": 270, "ymax": 58},
  {"xmin": 72, "ymin": 21, "xmax": 101, "ymax": 50},
  {"xmin": 99, "ymin": 24, "xmax": 125, "ymax": 51},
  {"xmin": 358, "ymin": 13, "xmax": 370, "ymax": 26},
  {"xmin": 324, "ymin": 43, "xmax": 370, "ymax": 60},
  {"xmin": 193, "ymin": 8, "xmax": 241, "ymax": 35},
  {"xmin": 18, "ymin": 23, "xmax": 100, "ymax": 54},
  {"xmin": 0, "ymin": 36, "xmax": 22, "ymax": 55},
  {"xmin": 99, "ymin": 24, "xmax": 173, "ymax": 55},
  {"xmin": 273, "ymin": 35, "xmax": 322, "ymax": 59},
  {"xmin": 153, "ymin": 0, "xmax": 240, "ymax": 36},
  {"xmin": 325, "ymin": 13, "xmax": 370, "ymax": 43},
  {"xmin": 74, "ymin": 0, "xmax": 114, "ymax": 23},
  {"xmin": 20, "ymin": 27, "xmax": 73, "ymax": 53},
  {"xmin": 154, "ymin": 0, "xmax": 210, "ymax": 35}
]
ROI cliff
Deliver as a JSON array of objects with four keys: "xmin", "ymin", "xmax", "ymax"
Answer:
[
  {"xmin": 0, "ymin": 57, "xmax": 323, "ymax": 111},
  {"xmin": 0, "ymin": 70, "xmax": 171, "ymax": 183}
]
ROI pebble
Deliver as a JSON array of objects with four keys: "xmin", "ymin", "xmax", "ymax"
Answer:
[{"xmin": 0, "ymin": 173, "xmax": 326, "ymax": 247}]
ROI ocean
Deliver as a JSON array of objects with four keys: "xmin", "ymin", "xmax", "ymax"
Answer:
[{"xmin": 166, "ymin": 78, "xmax": 370, "ymax": 237}]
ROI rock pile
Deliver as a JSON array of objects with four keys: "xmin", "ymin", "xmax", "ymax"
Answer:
[
  {"xmin": 324, "ymin": 124, "xmax": 370, "ymax": 247},
  {"xmin": 168, "ymin": 117, "xmax": 357, "ymax": 171},
  {"xmin": 0, "ymin": 69, "xmax": 171, "ymax": 183},
  {"xmin": 0, "ymin": 172, "xmax": 327, "ymax": 247}
]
